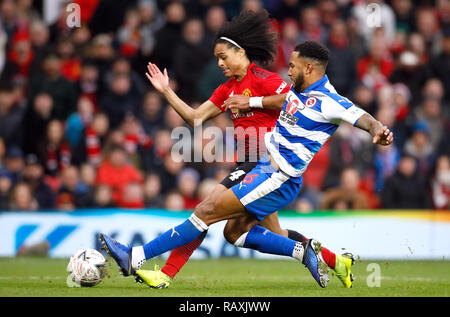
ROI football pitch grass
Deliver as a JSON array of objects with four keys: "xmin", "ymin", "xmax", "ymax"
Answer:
[{"xmin": 0, "ymin": 257, "xmax": 449, "ymax": 297}]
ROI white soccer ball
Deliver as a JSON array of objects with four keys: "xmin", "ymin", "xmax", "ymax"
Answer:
[{"xmin": 67, "ymin": 248, "xmax": 106, "ymax": 287}]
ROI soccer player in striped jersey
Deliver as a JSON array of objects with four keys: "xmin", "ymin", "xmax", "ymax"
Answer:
[
  {"xmin": 102, "ymin": 41, "xmax": 394, "ymax": 289},
  {"xmin": 100, "ymin": 11, "xmax": 339, "ymax": 288}
]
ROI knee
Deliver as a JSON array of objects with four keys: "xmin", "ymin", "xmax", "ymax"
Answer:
[
  {"xmin": 223, "ymin": 222, "xmax": 240, "ymax": 245},
  {"xmin": 193, "ymin": 197, "xmax": 215, "ymax": 222}
]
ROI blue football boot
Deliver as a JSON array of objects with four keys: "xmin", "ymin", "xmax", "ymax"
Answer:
[
  {"xmin": 302, "ymin": 239, "xmax": 329, "ymax": 288},
  {"xmin": 99, "ymin": 233, "xmax": 132, "ymax": 276}
]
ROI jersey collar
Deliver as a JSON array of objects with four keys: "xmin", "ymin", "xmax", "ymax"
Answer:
[{"xmin": 302, "ymin": 74, "xmax": 329, "ymax": 93}]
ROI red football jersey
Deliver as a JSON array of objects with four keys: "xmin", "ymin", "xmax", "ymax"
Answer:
[{"xmin": 209, "ymin": 62, "xmax": 290, "ymax": 161}]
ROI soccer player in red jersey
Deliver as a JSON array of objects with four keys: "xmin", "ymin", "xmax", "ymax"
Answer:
[{"xmin": 103, "ymin": 10, "xmax": 350, "ymax": 289}]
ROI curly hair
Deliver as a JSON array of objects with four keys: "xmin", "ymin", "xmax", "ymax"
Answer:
[
  {"xmin": 294, "ymin": 41, "xmax": 330, "ymax": 67},
  {"xmin": 214, "ymin": 10, "xmax": 278, "ymax": 66}
]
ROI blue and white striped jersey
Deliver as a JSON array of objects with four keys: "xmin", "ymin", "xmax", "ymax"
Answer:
[{"xmin": 265, "ymin": 74, "xmax": 366, "ymax": 179}]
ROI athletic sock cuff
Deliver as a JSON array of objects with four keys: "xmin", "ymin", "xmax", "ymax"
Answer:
[{"xmin": 189, "ymin": 213, "xmax": 209, "ymax": 232}]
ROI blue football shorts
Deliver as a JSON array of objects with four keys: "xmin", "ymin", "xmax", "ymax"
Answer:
[{"xmin": 231, "ymin": 153, "xmax": 303, "ymax": 221}]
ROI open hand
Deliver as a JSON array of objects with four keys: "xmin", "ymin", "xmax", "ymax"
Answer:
[
  {"xmin": 146, "ymin": 62, "xmax": 169, "ymax": 93},
  {"xmin": 373, "ymin": 126, "xmax": 394, "ymax": 145}
]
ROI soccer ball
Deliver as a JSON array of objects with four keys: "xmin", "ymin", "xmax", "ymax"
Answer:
[{"xmin": 67, "ymin": 248, "xmax": 106, "ymax": 287}]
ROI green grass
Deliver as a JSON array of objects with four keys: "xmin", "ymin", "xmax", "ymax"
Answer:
[{"xmin": 0, "ymin": 257, "xmax": 449, "ymax": 297}]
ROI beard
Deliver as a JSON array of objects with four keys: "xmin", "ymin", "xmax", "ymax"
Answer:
[{"xmin": 292, "ymin": 72, "xmax": 304, "ymax": 93}]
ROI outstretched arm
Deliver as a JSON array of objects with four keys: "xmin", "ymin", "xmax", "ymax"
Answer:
[
  {"xmin": 146, "ymin": 63, "xmax": 221, "ymax": 127},
  {"xmin": 223, "ymin": 94, "xmax": 287, "ymax": 111},
  {"xmin": 356, "ymin": 113, "xmax": 394, "ymax": 145}
]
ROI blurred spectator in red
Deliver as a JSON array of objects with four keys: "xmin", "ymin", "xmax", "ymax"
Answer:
[
  {"xmin": 9, "ymin": 182, "xmax": 38, "ymax": 211},
  {"xmin": 164, "ymin": 189, "xmax": 185, "ymax": 212},
  {"xmin": 143, "ymin": 172, "xmax": 164, "ymax": 208},
  {"xmin": 22, "ymin": 154, "xmax": 55, "ymax": 209},
  {"xmin": 57, "ymin": 165, "xmax": 93, "ymax": 208},
  {"xmin": 28, "ymin": 54, "xmax": 78, "ymax": 120},
  {"xmin": 274, "ymin": 18, "xmax": 299, "ymax": 75},
  {"xmin": 144, "ymin": 128, "xmax": 173, "ymax": 172},
  {"xmin": 95, "ymin": 145, "xmax": 143, "ymax": 204},
  {"xmin": 116, "ymin": 8, "xmax": 141, "ymax": 58},
  {"xmin": 429, "ymin": 26, "xmax": 450, "ymax": 101},
  {"xmin": 153, "ymin": 1, "xmax": 186, "ymax": 70},
  {"xmin": 173, "ymin": 18, "xmax": 210, "ymax": 101},
  {"xmin": 177, "ymin": 168, "xmax": 201, "ymax": 210},
  {"xmin": 37, "ymin": 119, "xmax": 71, "ymax": 176},
  {"xmin": 430, "ymin": 154, "xmax": 450, "ymax": 210},
  {"xmin": 56, "ymin": 35, "xmax": 81, "ymax": 82},
  {"xmin": 118, "ymin": 182, "xmax": 145, "ymax": 208},
  {"xmin": 357, "ymin": 36, "xmax": 394, "ymax": 89},
  {"xmin": 1, "ymin": 31, "xmax": 33, "ymax": 87},
  {"xmin": 381, "ymin": 154, "xmax": 431, "ymax": 208},
  {"xmin": 72, "ymin": 112, "xmax": 109, "ymax": 167},
  {"xmin": 0, "ymin": 84, "xmax": 24, "ymax": 148},
  {"xmin": 298, "ymin": 6, "xmax": 327, "ymax": 44},
  {"xmin": 74, "ymin": 0, "xmax": 101, "ymax": 25},
  {"xmin": 121, "ymin": 115, "xmax": 152, "ymax": 169},
  {"xmin": 321, "ymin": 167, "xmax": 371, "ymax": 210},
  {"xmin": 326, "ymin": 19, "xmax": 357, "ymax": 96},
  {"xmin": 93, "ymin": 184, "xmax": 115, "ymax": 208}
]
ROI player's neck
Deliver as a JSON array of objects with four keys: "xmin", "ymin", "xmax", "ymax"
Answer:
[
  {"xmin": 301, "ymin": 73, "xmax": 325, "ymax": 92},
  {"xmin": 233, "ymin": 60, "xmax": 251, "ymax": 82}
]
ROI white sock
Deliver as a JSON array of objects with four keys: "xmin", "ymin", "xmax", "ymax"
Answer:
[
  {"xmin": 292, "ymin": 242, "xmax": 304, "ymax": 261},
  {"xmin": 131, "ymin": 246, "xmax": 146, "ymax": 271}
]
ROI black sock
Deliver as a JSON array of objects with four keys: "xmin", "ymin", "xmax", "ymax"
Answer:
[{"xmin": 287, "ymin": 229, "xmax": 308, "ymax": 243}]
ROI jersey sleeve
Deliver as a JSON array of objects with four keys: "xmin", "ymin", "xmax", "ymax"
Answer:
[
  {"xmin": 321, "ymin": 95, "xmax": 366, "ymax": 126},
  {"xmin": 208, "ymin": 83, "xmax": 229, "ymax": 112},
  {"xmin": 261, "ymin": 73, "xmax": 290, "ymax": 95}
]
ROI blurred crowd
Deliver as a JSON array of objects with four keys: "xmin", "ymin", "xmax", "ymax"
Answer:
[{"xmin": 0, "ymin": 0, "xmax": 449, "ymax": 212}]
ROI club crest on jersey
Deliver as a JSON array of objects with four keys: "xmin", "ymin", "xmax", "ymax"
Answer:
[
  {"xmin": 305, "ymin": 97, "xmax": 317, "ymax": 108},
  {"xmin": 242, "ymin": 88, "xmax": 252, "ymax": 97}
]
